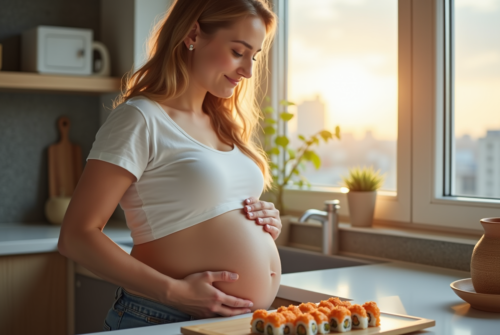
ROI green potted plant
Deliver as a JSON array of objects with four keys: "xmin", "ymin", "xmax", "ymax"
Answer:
[
  {"xmin": 260, "ymin": 97, "xmax": 341, "ymax": 245},
  {"xmin": 341, "ymin": 166, "xmax": 385, "ymax": 227}
]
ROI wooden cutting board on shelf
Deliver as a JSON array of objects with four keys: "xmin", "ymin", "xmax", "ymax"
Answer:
[
  {"xmin": 180, "ymin": 311, "xmax": 435, "ymax": 335},
  {"xmin": 48, "ymin": 116, "xmax": 82, "ymax": 197}
]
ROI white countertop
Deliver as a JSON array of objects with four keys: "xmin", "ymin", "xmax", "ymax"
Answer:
[
  {"xmin": 0, "ymin": 221, "xmax": 132, "ymax": 256},
  {"xmin": 2, "ymin": 222, "xmax": 498, "ymax": 334},
  {"xmin": 87, "ymin": 261, "xmax": 499, "ymax": 335}
]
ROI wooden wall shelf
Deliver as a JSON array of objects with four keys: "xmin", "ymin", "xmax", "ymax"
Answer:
[{"xmin": 0, "ymin": 71, "xmax": 122, "ymax": 94}]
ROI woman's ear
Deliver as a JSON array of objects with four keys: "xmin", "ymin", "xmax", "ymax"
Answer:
[{"xmin": 184, "ymin": 21, "xmax": 201, "ymax": 49}]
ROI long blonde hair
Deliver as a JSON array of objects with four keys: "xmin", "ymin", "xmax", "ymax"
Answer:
[{"xmin": 113, "ymin": 0, "xmax": 277, "ymax": 192}]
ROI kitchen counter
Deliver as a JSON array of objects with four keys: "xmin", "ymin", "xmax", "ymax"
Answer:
[
  {"xmin": 0, "ymin": 221, "xmax": 132, "ymax": 256},
  {"xmin": 84, "ymin": 260, "xmax": 498, "ymax": 335},
  {"xmin": 2, "ymin": 222, "xmax": 498, "ymax": 334}
]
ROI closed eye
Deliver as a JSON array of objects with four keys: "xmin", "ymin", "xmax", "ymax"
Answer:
[{"xmin": 232, "ymin": 50, "xmax": 257, "ymax": 61}]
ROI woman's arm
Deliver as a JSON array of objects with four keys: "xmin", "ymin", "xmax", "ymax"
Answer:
[
  {"xmin": 58, "ymin": 159, "xmax": 253, "ymax": 318},
  {"xmin": 58, "ymin": 159, "xmax": 175, "ymax": 302}
]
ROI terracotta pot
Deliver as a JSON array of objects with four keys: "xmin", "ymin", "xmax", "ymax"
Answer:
[
  {"xmin": 471, "ymin": 217, "xmax": 500, "ymax": 294},
  {"xmin": 346, "ymin": 191, "xmax": 376, "ymax": 227}
]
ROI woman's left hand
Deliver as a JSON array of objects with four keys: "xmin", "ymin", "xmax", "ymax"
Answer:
[{"xmin": 244, "ymin": 197, "xmax": 282, "ymax": 240}]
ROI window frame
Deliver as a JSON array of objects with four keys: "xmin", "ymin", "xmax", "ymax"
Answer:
[
  {"xmin": 272, "ymin": 0, "xmax": 411, "ymax": 223},
  {"xmin": 412, "ymin": 0, "xmax": 500, "ymax": 232},
  {"xmin": 272, "ymin": 0, "xmax": 500, "ymax": 231}
]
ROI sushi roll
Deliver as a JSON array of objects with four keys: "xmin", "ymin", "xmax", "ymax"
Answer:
[
  {"xmin": 264, "ymin": 312, "xmax": 287, "ymax": 335},
  {"xmin": 287, "ymin": 305, "xmax": 303, "ymax": 316},
  {"xmin": 327, "ymin": 306, "xmax": 351, "ymax": 333},
  {"xmin": 328, "ymin": 297, "xmax": 351, "ymax": 308},
  {"xmin": 362, "ymin": 301, "xmax": 381, "ymax": 327},
  {"xmin": 308, "ymin": 310, "xmax": 329, "ymax": 334},
  {"xmin": 250, "ymin": 309, "xmax": 268, "ymax": 334},
  {"xmin": 278, "ymin": 310, "xmax": 297, "ymax": 335},
  {"xmin": 347, "ymin": 304, "xmax": 368, "ymax": 329},
  {"xmin": 294, "ymin": 313, "xmax": 318, "ymax": 335},
  {"xmin": 298, "ymin": 302, "xmax": 317, "ymax": 314},
  {"xmin": 318, "ymin": 300, "xmax": 334, "ymax": 311}
]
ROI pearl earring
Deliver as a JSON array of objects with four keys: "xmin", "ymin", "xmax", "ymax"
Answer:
[{"xmin": 189, "ymin": 44, "xmax": 194, "ymax": 51}]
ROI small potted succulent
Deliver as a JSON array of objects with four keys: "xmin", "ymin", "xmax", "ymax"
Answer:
[
  {"xmin": 261, "ymin": 97, "xmax": 341, "ymax": 245},
  {"xmin": 341, "ymin": 166, "xmax": 385, "ymax": 227}
]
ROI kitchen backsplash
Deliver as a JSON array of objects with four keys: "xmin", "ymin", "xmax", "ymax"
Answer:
[
  {"xmin": 286, "ymin": 220, "xmax": 474, "ymax": 272},
  {"xmin": 0, "ymin": 92, "xmax": 102, "ymax": 223},
  {"xmin": 0, "ymin": 0, "xmax": 104, "ymax": 224}
]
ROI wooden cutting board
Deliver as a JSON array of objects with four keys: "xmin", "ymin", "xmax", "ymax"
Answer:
[
  {"xmin": 181, "ymin": 311, "xmax": 435, "ymax": 335},
  {"xmin": 48, "ymin": 116, "xmax": 82, "ymax": 197}
]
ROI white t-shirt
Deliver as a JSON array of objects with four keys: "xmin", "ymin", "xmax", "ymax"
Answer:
[{"xmin": 86, "ymin": 95, "xmax": 265, "ymax": 244}]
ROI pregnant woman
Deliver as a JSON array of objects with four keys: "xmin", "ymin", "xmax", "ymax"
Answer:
[{"xmin": 57, "ymin": 0, "xmax": 282, "ymax": 331}]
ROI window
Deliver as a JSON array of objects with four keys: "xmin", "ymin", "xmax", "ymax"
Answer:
[
  {"xmin": 411, "ymin": 0, "xmax": 500, "ymax": 231},
  {"xmin": 451, "ymin": 0, "xmax": 500, "ymax": 200},
  {"xmin": 286, "ymin": 0, "xmax": 398, "ymax": 192},
  {"xmin": 273, "ymin": 0, "xmax": 500, "ymax": 230}
]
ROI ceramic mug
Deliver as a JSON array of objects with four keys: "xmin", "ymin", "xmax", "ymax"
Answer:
[{"xmin": 470, "ymin": 217, "xmax": 500, "ymax": 294}]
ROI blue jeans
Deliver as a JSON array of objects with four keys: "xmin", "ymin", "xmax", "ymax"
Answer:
[{"xmin": 103, "ymin": 286, "xmax": 195, "ymax": 331}]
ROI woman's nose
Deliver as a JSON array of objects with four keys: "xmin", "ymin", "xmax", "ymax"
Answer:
[{"xmin": 239, "ymin": 60, "xmax": 253, "ymax": 79}]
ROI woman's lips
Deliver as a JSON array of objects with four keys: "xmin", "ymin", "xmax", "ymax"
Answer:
[{"xmin": 225, "ymin": 75, "xmax": 239, "ymax": 86}]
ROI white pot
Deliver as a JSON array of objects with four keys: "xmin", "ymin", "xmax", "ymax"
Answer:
[{"xmin": 346, "ymin": 191, "xmax": 377, "ymax": 227}]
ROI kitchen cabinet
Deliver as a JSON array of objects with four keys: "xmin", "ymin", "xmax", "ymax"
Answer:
[
  {"xmin": 74, "ymin": 273, "xmax": 118, "ymax": 334},
  {"xmin": 0, "ymin": 252, "xmax": 68, "ymax": 335}
]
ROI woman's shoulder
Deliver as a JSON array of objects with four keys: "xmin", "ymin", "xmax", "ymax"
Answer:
[
  {"xmin": 103, "ymin": 95, "xmax": 164, "ymax": 128},
  {"xmin": 122, "ymin": 95, "xmax": 160, "ymax": 116}
]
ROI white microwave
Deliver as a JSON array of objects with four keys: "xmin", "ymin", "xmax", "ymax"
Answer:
[{"xmin": 21, "ymin": 25, "xmax": 109, "ymax": 76}]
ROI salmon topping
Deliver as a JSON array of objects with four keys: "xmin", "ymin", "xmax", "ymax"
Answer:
[
  {"xmin": 317, "ymin": 306, "xmax": 332, "ymax": 317},
  {"xmin": 295, "ymin": 312, "xmax": 315, "ymax": 324},
  {"xmin": 278, "ymin": 310, "xmax": 297, "ymax": 323},
  {"xmin": 318, "ymin": 300, "xmax": 335, "ymax": 310},
  {"xmin": 287, "ymin": 305, "xmax": 303, "ymax": 316},
  {"xmin": 348, "ymin": 304, "xmax": 368, "ymax": 317},
  {"xmin": 251, "ymin": 309, "xmax": 269, "ymax": 323},
  {"xmin": 328, "ymin": 306, "xmax": 351, "ymax": 320},
  {"xmin": 298, "ymin": 302, "xmax": 317, "ymax": 313},
  {"xmin": 266, "ymin": 312, "xmax": 286, "ymax": 327},
  {"xmin": 309, "ymin": 310, "xmax": 328, "ymax": 323}
]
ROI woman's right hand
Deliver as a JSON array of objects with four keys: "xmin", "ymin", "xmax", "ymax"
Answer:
[{"xmin": 167, "ymin": 270, "xmax": 254, "ymax": 319}]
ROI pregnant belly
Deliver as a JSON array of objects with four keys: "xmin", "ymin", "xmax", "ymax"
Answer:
[{"xmin": 128, "ymin": 208, "xmax": 282, "ymax": 311}]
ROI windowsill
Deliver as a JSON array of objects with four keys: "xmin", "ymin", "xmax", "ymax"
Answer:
[
  {"xmin": 288, "ymin": 218, "xmax": 481, "ymax": 246},
  {"xmin": 432, "ymin": 195, "xmax": 500, "ymax": 208},
  {"xmin": 283, "ymin": 184, "xmax": 398, "ymax": 198},
  {"xmin": 338, "ymin": 222, "xmax": 480, "ymax": 246}
]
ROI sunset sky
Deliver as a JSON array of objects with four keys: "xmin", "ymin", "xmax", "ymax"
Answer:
[{"xmin": 287, "ymin": 0, "xmax": 500, "ymax": 141}]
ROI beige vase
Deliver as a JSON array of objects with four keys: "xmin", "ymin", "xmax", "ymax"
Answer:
[
  {"xmin": 45, "ymin": 196, "xmax": 72, "ymax": 225},
  {"xmin": 471, "ymin": 217, "xmax": 500, "ymax": 294},
  {"xmin": 346, "ymin": 191, "xmax": 376, "ymax": 227}
]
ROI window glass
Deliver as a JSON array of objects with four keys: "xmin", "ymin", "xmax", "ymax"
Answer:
[
  {"xmin": 454, "ymin": 0, "xmax": 500, "ymax": 199},
  {"xmin": 287, "ymin": 0, "xmax": 398, "ymax": 191}
]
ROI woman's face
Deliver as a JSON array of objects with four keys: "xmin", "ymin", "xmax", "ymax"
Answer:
[{"xmin": 185, "ymin": 15, "xmax": 267, "ymax": 98}]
